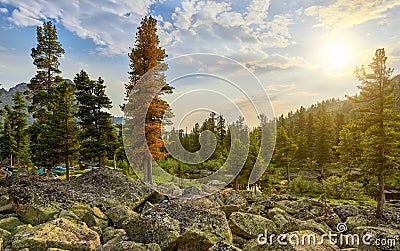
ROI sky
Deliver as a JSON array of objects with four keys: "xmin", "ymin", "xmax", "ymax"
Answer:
[{"xmin": 1, "ymin": 0, "xmax": 400, "ymax": 129}]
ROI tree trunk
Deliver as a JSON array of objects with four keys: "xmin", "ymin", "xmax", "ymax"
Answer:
[
  {"xmin": 99, "ymin": 154, "xmax": 104, "ymax": 168},
  {"xmin": 143, "ymin": 156, "xmax": 153, "ymax": 185},
  {"xmin": 286, "ymin": 158, "xmax": 290, "ymax": 186},
  {"xmin": 10, "ymin": 154, "xmax": 13, "ymax": 168},
  {"xmin": 113, "ymin": 152, "xmax": 117, "ymax": 170},
  {"xmin": 65, "ymin": 156, "xmax": 70, "ymax": 181},
  {"xmin": 376, "ymin": 173, "xmax": 385, "ymax": 218}
]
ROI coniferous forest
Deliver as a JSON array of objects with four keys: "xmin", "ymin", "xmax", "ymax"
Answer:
[{"xmin": 0, "ymin": 15, "xmax": 400, "ymax": 251}]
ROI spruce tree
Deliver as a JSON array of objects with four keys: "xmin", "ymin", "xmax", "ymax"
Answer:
[{"xmin": 74, "ymin": 70, "xmax": 115, "ymax": 168}]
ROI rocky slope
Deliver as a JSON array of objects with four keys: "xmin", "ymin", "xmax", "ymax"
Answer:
[{"xmin": 0, "ymin": 168, "xmax": 397, "ymax": 250}]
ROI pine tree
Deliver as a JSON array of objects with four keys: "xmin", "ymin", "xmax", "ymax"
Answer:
[
  {"xmin": 339, "ymin": 48, "xmax": 400, "ymax": 218},
  {"xmin": 274, "ymin": 116, "xmax": 298, "ymax": 186},
  {"xmin": 313, "ymin": 104, "xmax": 334, "ymax": 177},
  {"xmin": 74, "ymin": 70, "xmax": 115, "ymax": 168},
  {"xmin": 27, "ymin": 21, "xmax": 65, "ymax": 167},
  {"xmin": 0, "ymin": 92, "xmax": 30, "ymax": 167},
  {"xmin": 125, "ymin": 16, "xmax": 173, "ymax": 184},
  {"xmin": 28, "ymin": 20, "xmax": 64, "ymax": 113},
  {"xmin": 51, "ymin": 81, "xmax": 79, "ymax": 180}
]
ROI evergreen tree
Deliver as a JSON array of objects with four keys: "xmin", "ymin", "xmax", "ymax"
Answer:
[
  {"xmin": 313, "ymin": 104, "xmax": 334, "ymax": 177},
  {"xmin": 28, "ymin": 20, "xmax": 64, "ymax": 114},
  {"xmin": 339, "ymin": 48, "xmax": 400, "ymax": 218},
  {"xmin": 0, "ymin": 92, "xmax": 30, "ymax": 166},
  {"xmin": 274, "ymin": 117, "xmax": 298, "ymax": 186},
  {"xmin": 74, "ymin": 70, "xmax": 115, "ymax": 168},
  {"xmin": 27, "ymin": 21, "xmax": 65, "ymax": 167},
  {"xmin": 125, "ymin": 16, "xmax": 173, "ymax": 184},
  {"xmin": 51, "ymin": 81, "xmax": 79, "ymax": 180}
]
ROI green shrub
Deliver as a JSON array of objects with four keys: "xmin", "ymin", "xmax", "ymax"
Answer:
[
  {"xmin": 290, "ymin": 176, "xmax": 322, "ymax": 195},
  {"xmin": 323, "ymin": 175, "xmax": 365, "ymax": 199}
]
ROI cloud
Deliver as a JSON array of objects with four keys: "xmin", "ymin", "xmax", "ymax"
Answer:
[
  {"xmin": 1, "ymin": 0, "xmax": 306, "ymax": 71},
  {"xmin": 1, "ymin": 0, "xmax": 155, "ymax": 55},
  {"xmin": 0, "ymin": 8, "xmax": 7, "ymax": 13},
  {"xmin": 305, "ymin": 0, "xmax": 400, "ymax": 30},
  {"xmin": 288, "ymin": 91, "xmax": 319, "ymax": 97}
]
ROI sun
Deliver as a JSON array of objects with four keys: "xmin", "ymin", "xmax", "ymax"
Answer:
[{"xmin": 328, "ymin": 43, "xmax": 351, "ymax": 68}]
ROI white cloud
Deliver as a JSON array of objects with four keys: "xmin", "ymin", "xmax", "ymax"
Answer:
[
  {"xmin": 1, "ymin": 0, "xmax": 155, "ymax": 55},
  {"xmin": 305, "ymin": 0, "xmax": 400, "ymax": 30},
  {"xmin": 0, "ymin": 8, "xmax": 7, "ymax": 13},
  {"xmin": 1, "ymin": 0, "xmax": 306, "ymax": 71}
]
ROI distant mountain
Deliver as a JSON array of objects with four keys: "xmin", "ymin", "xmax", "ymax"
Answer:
[
  {"xmin": 0, "ymin": 82, "xmax": 29, "ymax": 109},
  {"xmin": 1, "ymin": 82, "xmax": 123, "ymax": 125}
]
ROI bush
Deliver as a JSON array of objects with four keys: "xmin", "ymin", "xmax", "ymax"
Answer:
[
  {"xmin": 290, "ymin": 176, "xmax": 322, "ymax": 195},
  {"xmin": 203, "ymin": 159, "xmax": 223, "ymax": 171},
  {"xmin": 323, "ymin": 175, "xmax": 365, "ymax": 199}
]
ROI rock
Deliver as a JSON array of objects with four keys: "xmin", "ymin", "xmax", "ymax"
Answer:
[
  {"xmin": 267, "ymin": 207, "xmax": 288, "ymax": 219},
  {"xmin": 9, "ymin": 169, "xmax": 154, "ymax": 226},
  {"xmin": 281, "ymin": 217, "xmax": 331, "ymax": 235},
  {"xmin": 224, "ymin": 191, "xmax": 248, "ymax": 209},
  {"xmin": 0, "ymin": 228, "xmax": 11, "ymax": 246},
  {"xmin": 106, "ymin": 205, "xmax": 137, "ymax": 228},
  {"xmin": 0, "ymin": 195, "xmax": 9, "ymax": 207},
  {"xmin": 352, "ymin": 226, "xmax": 400, "ymax": 251},
  {"xmin": 124, "ymin": 198, "xmax": 232, "ymax": 251},
  {"xmin": 208, "ymin": 241, "xmax": 242, "ymax": 251},
  {"xmin": 103, "ymin": 234, "xmax": 161, "ymax": 251},
  {"xmin": 0, "ymin": 217, "xmax": 24, "ymax": 233},
  {"xmin": 333, "ymin": 204, "xmax": 359, "ymax": 222},
  {"xmin": 243, "ymin": 230, "xmax": 340, "ymax": 251},
  {"xmin": 102, "ymin": 227, "xmax": 126, "ymax": 244},
  {"xmin": 69, "ymin": 203, "xmax": 108, "ymax": 230},
  {"xmin": 0, "ymin": 204, "xmax": 15, "ymax": 214},
  {"xmin": 237, "ymin": 190, "xmax": 269, "ymax": 203},
  {"xmin": 229, "ymin": 212, "xmax": 276, "ymax": 239},
  {"xmin": 218, "ymin": 205, "xmax": 241, "ymax": 218},
  {"xmin": 345, "ymin": 215, "xmax": 371, "ymax": 231},
  {"xmin": 12, "ymin": 218, "xmax": 100, "ymax": 251}
]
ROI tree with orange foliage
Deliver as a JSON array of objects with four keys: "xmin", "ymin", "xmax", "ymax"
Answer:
[{"xmin": 125, "ymin": 16, "xmax": 173, "ymax": 184}]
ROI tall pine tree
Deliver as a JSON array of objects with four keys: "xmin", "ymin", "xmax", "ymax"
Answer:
[
  {"xmin": 27, "ymin": 21, "xmax": 65, "ymax": 167},
  {"xmin": 339, "ymin": 48, "xmax": 400, "ymax": 218},
  {"xmin": 125, "ymin": 16, "xmax": 173, "ymax": 184}
]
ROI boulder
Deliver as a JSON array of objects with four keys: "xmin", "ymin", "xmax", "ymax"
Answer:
[
  {"xmin": 12, "ymin": 218, "xmax": 100, "ymax": 251},
  {"xmin": 352, "ymin": 226, "xmax": 400, "ymax": 251},
  {"xmin": 102, "ymin": 227, "xmax": 126, "ymax": 244},
  {"xmin": 243, "ymin": 230, "xmax": 340, "ymax": 251},
  {"xmin": 9, "ymin": 169, "xmax": 154, "ymax": 225},
  {"xmin": 345, "ymin": 215, "xmax": 371, "ymax": 231},
  {"xmin": 208, "ymin": 241, "xmax": 242, "ymax": 251},
  {"xmin": 229, "ymin": 212, "xmax": 276, "ymax": 239},
  {"xmin": 124, "ymin": 198, "xmax": 232, "ymax": 251},
  {"xmin": 102, "ymin": 234, "xmax": 161, "ymax": 251},
  {"xmin": 0, "ymin": 217, "xmax": 24, "ymax": 233},
  {"xmin": 105, "ymin": 205, "xmax": 137, "ymax": 229}
]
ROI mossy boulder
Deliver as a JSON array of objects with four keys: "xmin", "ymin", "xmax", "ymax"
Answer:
[
  {"xmin": 125, "ymin": 198, "xmax": 232, "ymax": 251},
  {"xmin": 103, "ymin": 234, "xmax": 161, "ymax": 251},
  {"xmin": 69, "ymin": 203, "xmax": 109, "ymax": 230},
  {"xmin": 12, "ymin": 217, "xmax": 100, "ymax": 251},
  {"xmin": 208, "ymin": 241, "xmax": 241, "ymax": 251},
  {"xmin": 229, "ymin": 212, "xmax": 277, "ymax": 239},
  {"xmin": 243, "ymin": 230, "xmax": 340, "ymax": 251},
  {"xmin": 105, "ymin": 205, "xmax": 137, "ymax": 228},
  {"xmin": 0, "ymin": 216, "xmax": 24, "ymax": 233}
]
